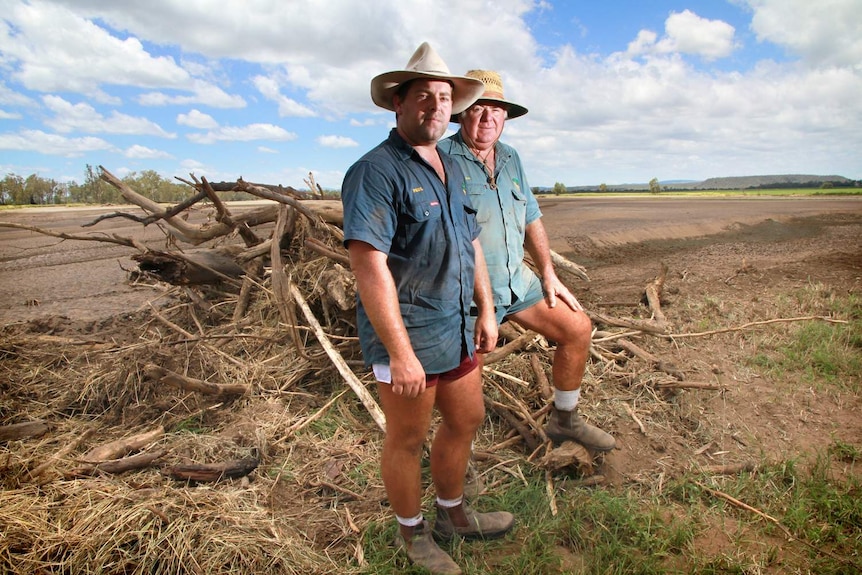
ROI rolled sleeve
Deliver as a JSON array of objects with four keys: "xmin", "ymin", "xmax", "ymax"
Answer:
[{"xmin": 342, "ymin": 161, "xmax": 398, "ymax": 254}]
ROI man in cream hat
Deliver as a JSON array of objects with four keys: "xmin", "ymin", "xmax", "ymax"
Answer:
[
  {"xmin": 441, "ymin": 70, "xmax": 616, "ymax": 454},
  {"xmin": 342, "ymin": 44, "xmax": 514, "ymax": 574}
]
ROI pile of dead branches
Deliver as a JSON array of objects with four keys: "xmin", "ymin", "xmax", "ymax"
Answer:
[
  {"xmin": 0, "ymin": 166, "xmax": 719, "ymax": 573},
  {"xmin": 96, "ymin": 167, "xmax": 705, "ymax": 459},
  {"xmin": 1, "ymin": 166, "xmax": 714, "ymax": 471}
]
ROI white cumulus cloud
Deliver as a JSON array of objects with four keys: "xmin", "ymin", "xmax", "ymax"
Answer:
[
  {"xmin": 317, "ymin": 135, "xmax": 358, "ymax": 148},
  {"xmin": 0, "ymin": 129, "xmax": 114, "ymax": 156},
  {"xmin": 187, "ymin": 123, "xmax": 298, "ymax": 144},
  {"xmin": 42, "ymin": 96, "xmax": 175, "ymax": 137},
  {"xmin": 628, "ymin": 10, "xmax": 737, "ymax": 61},
  {"xmin": 0, "ymin": 1, "xmax": 190, "ymax": 95},
  {"xmin": 125, "ymin": 145, "xmax": 173, "ymax": 159},
  {"xmin": 177, "ymin": 109, "xmax": 219, "ymax": 129},
  {"xmin": 253, "ymin": 75, "xmax": 316, "ymax": 118},
  {"xmin": 745, "ymin": 0, "xmax": 862, "ymax": 68}
]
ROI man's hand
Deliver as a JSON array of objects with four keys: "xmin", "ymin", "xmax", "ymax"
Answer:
[
  {"xmin": 474, "ymin": 308, "xmax": 498, "ymax": 354},
  {"xmin": 389, "ymin": 353, "xmax": 427, "ymax": 399},
  {"xmin": 542, "ymin": 272, "xmax": 584, "ymax": 312}
]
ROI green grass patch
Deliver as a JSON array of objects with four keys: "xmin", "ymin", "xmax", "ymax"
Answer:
[
  {"xmin": 691, "ymin": 450, "xmax": 862, "ymax": 574},
  {"xmin": 171, "ymin": 414, "xmax": 208, "ymax": 433},
  {"xmin": 557, "ymin": 487, "xmax": 696, "ymax": 574},
  {"xmin": 747, "ymin": 292, "xmax": 862, "ymax": 392},
  {"xmin": 356, "ymin": 447, "xmax": 861, "ymax": 574},
  {"xmin": 342, "ymin": 281, "xmax": 862, "ymax": 574}
]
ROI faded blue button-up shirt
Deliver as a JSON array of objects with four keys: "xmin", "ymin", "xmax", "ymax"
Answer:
[
  {"xmin": 342, "ymin": 129, "xmax": 480, "ymax": 374},
  {"xmin": 440, "ymin": 132, "xmax": 541, "ymax": 308}
]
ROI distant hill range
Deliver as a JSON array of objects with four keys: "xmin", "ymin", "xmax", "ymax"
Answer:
[
  {"xmin": 682, "ymin": 174, "xmax": 854, "ymax": 190},
  {"xmin": 560, "ymin": 174, "xmax": 857, "ymax": 193}
]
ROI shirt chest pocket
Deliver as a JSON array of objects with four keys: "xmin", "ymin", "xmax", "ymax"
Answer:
[
  {"xmin": 466, "ymin": 183, "xmax": 491, "ymax": 224},
  {"xmin": 404, "ymin": 191, "xmax": 443, "ymax": 222},
  {"xmin": 510, "ymin": 183, "xmax": 527, "ymax": 203},
  {"xmin": 393, "ymin": 193, "xmax": 444, "ymax": 254},
  {"xmin": 507, "ymin": 184, "xmax": 528, "ymax": 234}
]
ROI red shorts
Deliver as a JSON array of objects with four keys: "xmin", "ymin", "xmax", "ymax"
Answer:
[{"xmin": 425, "ymin": 353, "xmax": 479, "ymax": 388}]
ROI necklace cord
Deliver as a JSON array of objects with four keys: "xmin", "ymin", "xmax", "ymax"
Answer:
[{"xmin": 470, "ymin": 144, "xmax": 497, "ymax": 191}]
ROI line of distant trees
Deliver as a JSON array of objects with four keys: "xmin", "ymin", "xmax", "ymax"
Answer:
[
  {"xmin": 534, "ymin": 178, "xmax": 861, "ymax": 195},
  {"xmin": 0, "ymin": 165, "xmax": 257, "ymax": 206},
  {"xmin": 6, "ymin": 167, "xmax": 859, "ymax": 206}
]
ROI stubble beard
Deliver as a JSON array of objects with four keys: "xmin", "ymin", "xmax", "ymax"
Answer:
[{"xmin": 407, "ymin": 115, "xmax": 447, "ymax": 146}]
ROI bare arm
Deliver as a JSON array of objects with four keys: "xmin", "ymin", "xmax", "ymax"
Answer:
[
  {"xmin": 524, "ymin": 219, "xmax": 583, "ymax": 312},
  {"xmin": 347, "ymin": 240, "xmax": 426, "ymax": 398},
  {"xmin": 471, "ymin": 238, "xmax": 498, "ymax": 354}
]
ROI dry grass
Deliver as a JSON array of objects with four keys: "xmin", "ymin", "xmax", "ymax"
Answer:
[
  {"xmin": 0, "ymin": 242, "xmax": 646, "ymax": 574},
  {"xmin": 0, "ymin": 285, "xmax": 675, "ymax": 574},
  {"xmin": 0, "ymin": 309, "xmax": 383, "ymax": 573}
]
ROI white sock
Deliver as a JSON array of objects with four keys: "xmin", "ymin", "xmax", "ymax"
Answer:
[
  {"xmin": 554, "ymin": 388, "xmax": 581, "ymax": 411},
  {"xmin": 396, "ymin": 513, "xmax": 424, "ymax": 527},
  {"xmin": 436, "ymin": 495, "xmax": 463, "ymax": 509}
]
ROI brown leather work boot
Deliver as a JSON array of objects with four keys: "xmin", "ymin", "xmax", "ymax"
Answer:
[
  {"xmin": 545, "ymin": 406, "xmax": 616, "ymax": 451},
  {"xmin": 395, "ymin": 520, "xmax": 461, "ymax": 575},
  {"xmin": 433, "ymin": 502, "xmax": 515, "ymax": 541}
]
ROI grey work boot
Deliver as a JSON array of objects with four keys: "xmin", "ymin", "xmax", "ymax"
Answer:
[
  {"xmin": 545, "ymin": 406, "xmax": 616, "ymax": 451},
  {"xmin": 433, "ymin": 502, "xmax": 515, "ymax": 541},
  {"xmin": 395, "ymin": 520, "xmax": 461, "ymax": 575}
]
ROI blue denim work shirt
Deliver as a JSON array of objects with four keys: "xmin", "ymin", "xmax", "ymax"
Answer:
[
  {"xmin": 342, "ymin": 129, "xmax": 481, "ymax": 374},
  {"xmin": 440, "ymin": 132, "xmax": 542, "ymax": 308}
]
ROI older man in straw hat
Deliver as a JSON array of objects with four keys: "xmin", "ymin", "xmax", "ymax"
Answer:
[
  {"xmin": 441, "ymin": 70, "xmax": 616, "ymax": 454},
  {"xmin": 341, "ymin": 45, "xmax": 515, "ymax": 574}
]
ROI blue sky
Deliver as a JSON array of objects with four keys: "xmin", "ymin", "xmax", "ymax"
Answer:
[{"xmin": 1, "ymin": 0, "xmax": 860, "ymax": 189}]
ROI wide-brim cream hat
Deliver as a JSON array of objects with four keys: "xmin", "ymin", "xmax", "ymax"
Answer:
[
  {"xmin": 370, "ymin": 42, "xmax": 485, "ymax": 115},
  {"xmin": 454, "ymin": 69, "xmax": 528, "ymax": 120}
]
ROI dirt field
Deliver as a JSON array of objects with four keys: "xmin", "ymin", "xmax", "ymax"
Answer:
[
  {"xmin": 2, "ymin": 196, "xmax": 859, "ymax": 323},
  {"xmin": 1, "ymin": 196, "xmax": 861, "ymax": 571},
  {"xmin": 539, "ymin": 197, "xmax": 862, "ymax": 485}
]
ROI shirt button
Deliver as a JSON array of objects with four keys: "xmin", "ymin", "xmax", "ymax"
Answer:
[{"xmin": 424, "ymin": 210, "xmax": 430, "ymax": 216}]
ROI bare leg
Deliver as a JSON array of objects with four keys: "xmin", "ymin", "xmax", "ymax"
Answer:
[
  {"xmin": 510, "ymin": 301, "xmax": 592, "ymax": 392},
  {"xmin": 511, "ymin": 301, "xmax": 615, "ymax": 451},
  {"xmin": 432, "ymin": 363, "xmax": 485, "ymax": 506},
  {"xmin": 377, "ymin": 381, "xmax": 436, "ymax": 538}
]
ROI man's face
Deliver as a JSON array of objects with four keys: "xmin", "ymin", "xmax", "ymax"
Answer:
[
  {"xmin": 459, "ymin": 102, "xmax": 507, "ymax": 148},
  {"xmin": 393, "ymin": 79, "xmax": 453, "ymax": 146}
]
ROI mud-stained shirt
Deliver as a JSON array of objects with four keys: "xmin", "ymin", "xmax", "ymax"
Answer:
[
  {"xmin": 440, "ymin": 132, "xmax": 542, "ymax": 308},
  {"xmin": 342, "ymin": 129, "xmax": 480, "ymax": 374}
]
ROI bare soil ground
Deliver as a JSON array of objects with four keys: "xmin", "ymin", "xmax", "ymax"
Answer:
[
  {"xmin": 539, "ymin": 197, "xmax": 862, "ymax": 487},
  {"xmin": 1, "ymin": 196, "xmax": 861, "ymax": 572}
]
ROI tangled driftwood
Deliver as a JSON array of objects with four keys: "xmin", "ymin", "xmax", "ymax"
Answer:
[
  {"xmin": 90, "ymin": 166, "xmax": 703, "ymax": 471},
  {"xmin": 4, "ymin": 165, "xmax": 806, "ymax": 480}
]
